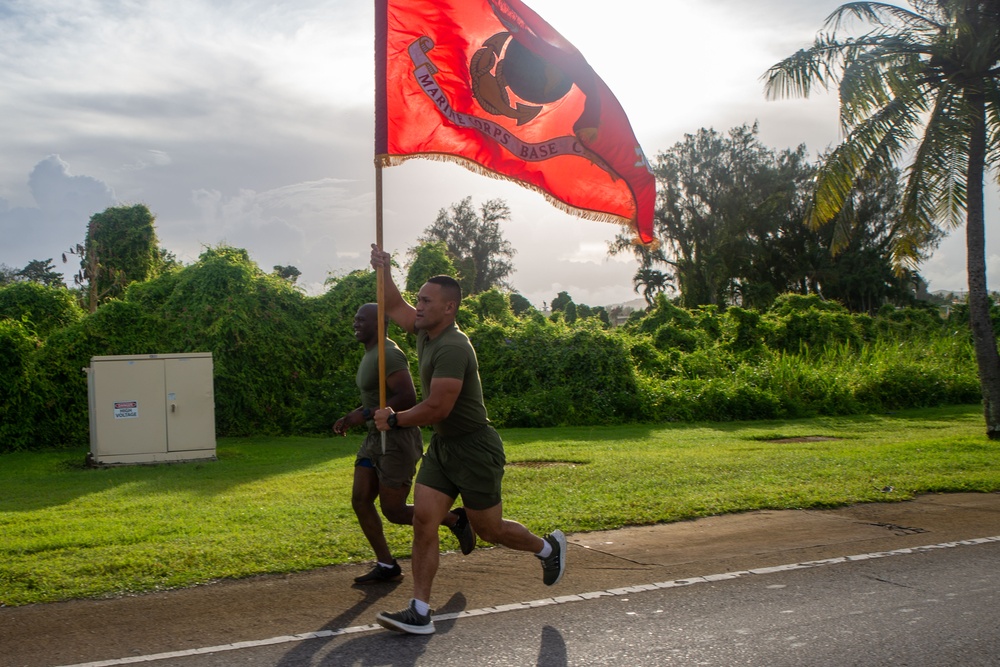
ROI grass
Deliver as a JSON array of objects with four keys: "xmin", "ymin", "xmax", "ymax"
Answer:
[{"xmin": 1, "ymin": 404, "xmax": 998, "ymax": 607}]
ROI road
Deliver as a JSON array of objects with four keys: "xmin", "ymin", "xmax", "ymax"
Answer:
[
  {"xmin": 3, "ymin": 493, "xmax": 999, "ymax": 667},
  {"xmin": 124, "ymin": 539, "xmax": 1000, "ymax": 667}
]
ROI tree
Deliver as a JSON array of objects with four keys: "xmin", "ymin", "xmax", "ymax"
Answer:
[
  {"xmin": 418, "ymin": 196, "xmax": 516, "ymax": 294},
  {"xmin": 812, "ymin": 170, "xmax": 934, "ymax": 313},
  {"xmin": 632, "ymin": 268, "xmax": 672, "ymax": 307},
  {"xmin": 509, "ymin": 292, "xmax": 534, "ymax": 316},
  {"xmin": 64, "ymin": 204, "xmax": 161, "ymax": 313},
  {"xmin": 0, "ymin": 264, "xmax": 17, "ymax": 286},
  {"xmin": 610, "ymin": 125, "xmax": 811, "ymax": 308},
  {"xmin": 764, "ymin": 0, "xmax": 1000, "ymax": 436},
  {"xmin": 611, "ymin": 124, "xmax": 932, "ymax": 311},
  {"xmin": 17, "ymin": 259, "xmax": 64, "ymax": 287},
  {"xmin": 273, "ymin": 265, "xmax": 301, "ymax": 283},
  {"xmin": 550, "ymin": 291, "xmax": 573, "ymax": 312},
  {"xmin": 405, "ymin": 241, "xmax": 458, "ymax": 292}
]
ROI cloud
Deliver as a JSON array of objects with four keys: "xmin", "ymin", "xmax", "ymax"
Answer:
[
  {"xmin": 122, "ymin": 150, "xmax": 173, "ymax": 171},
  {"xmin": 184, "ymin": 177, "xmax": 375, "ymax": 289},
  {"xmin": 0, "ymin": 155, "xmax": 116, "ymax": 266}
]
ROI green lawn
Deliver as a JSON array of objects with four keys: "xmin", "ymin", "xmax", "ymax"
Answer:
[{"xmin": 2, "ymin": 404, "xmax": 997, "ymax": 606}]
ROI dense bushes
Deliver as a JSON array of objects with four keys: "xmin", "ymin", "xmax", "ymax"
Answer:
[{"xmin": 0, "ymin": 246, "xmax": 982, "ymax": 452}]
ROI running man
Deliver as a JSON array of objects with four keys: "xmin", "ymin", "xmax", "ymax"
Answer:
[
  {"xmin": 334, "ymin": 303, "xmax": 475, "ymax": 585},
  {"xmin": 368, "ymin": 247, "xmax": 566, "ymax": 635}
]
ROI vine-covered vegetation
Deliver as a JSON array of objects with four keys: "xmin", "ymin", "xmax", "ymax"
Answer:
[{"xmin": 0, "ymin": 246, "xmax": 982, "ymax": 452}]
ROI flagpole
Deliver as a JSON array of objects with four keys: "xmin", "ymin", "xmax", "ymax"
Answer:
[{"xmin": 375, "ymin": 161, "xmax": 387, "ymax": 454}]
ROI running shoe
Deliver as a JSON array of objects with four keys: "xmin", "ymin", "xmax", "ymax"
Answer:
[
  {"xmin": 376, "ymin": 600, "xmax": 435, "ymax": 634},
  {"xmin": 353, "ymin": 560, "xmax": 402, "ymax": 584},
  {"xmin": 449, "ymin": 507, "xmax": 476, "ymax": 555},
  {"xmin": 539, "ymin": 529, "xmax": 566, "ymax": 585}
]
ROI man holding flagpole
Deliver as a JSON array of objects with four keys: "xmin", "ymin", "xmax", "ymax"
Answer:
[
  {"xmin": 370, "ymin": 246, "xmax": 566, "ymax": 635},
  {"xmin": 370, "ymin": 0, "xmax": 655, "ymax": 634},
  {"xmin": 333, "ymin": 303, "xmax": 476, "ymax": 585}
]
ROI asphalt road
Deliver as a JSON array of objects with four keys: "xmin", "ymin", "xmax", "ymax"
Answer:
[
  {"xmin": 142, "ymin": 540, "xmax": 1000, "ymax": 667},
  {"xmin": 3, "ymin": 492, "xmax": 999, "ymax": 667}
]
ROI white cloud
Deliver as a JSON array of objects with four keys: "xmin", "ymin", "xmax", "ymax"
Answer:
[{"xmin": 0, "ymin": 155, "xmax": 116, "ymax": 267}]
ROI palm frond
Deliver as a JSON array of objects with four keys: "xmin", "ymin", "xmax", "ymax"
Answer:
[
  {"xmin": 827, "ymin": 2, "xmax": 942, "ymax": 34},
  {"xmin": 984, "ymin": 81, "xmax": 1000, "ymax": 175},
  {"xmin": 809, "ymin": 84, "xmax": 928, "ymax": 231},
  {"xmin": 762, "ymin": 36, "xmax": 846, "ymax": 100}
]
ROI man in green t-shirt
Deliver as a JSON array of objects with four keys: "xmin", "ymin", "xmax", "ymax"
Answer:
[
  {"xmin": 368, "ymin": 247, "xmax": 566, "ymax": 635},
  {"xmin": 334, "ymin": 303, "xmax": 475, "ymax": 586}
]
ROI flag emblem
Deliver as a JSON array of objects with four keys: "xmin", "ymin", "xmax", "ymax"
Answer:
[{"xmin": 470, "ymin": 32, "xmax": 573, "ymax": 125}]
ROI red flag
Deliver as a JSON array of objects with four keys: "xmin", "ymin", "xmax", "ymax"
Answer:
[{"xmin": 375, "ymin": 0, "xmax": 655, "ymax": 244}]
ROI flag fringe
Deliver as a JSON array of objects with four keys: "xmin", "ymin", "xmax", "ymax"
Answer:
[{"xmin": 377, "ymin": 152, "xmax": 650, "ymax": 242}]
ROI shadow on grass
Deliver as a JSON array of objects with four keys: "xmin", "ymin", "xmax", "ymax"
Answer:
[{"xmin": 0, "ymin": 435, "xmax": 360, "ymax": 512}]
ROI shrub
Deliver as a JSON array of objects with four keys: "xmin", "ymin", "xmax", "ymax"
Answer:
[
  {"xmin": 0, "ymin": 282, "xmax": 84, "ymax": 338},
  {"xmin": 0, "ymin": 320, "xmax": 43, "ymax": 452}
]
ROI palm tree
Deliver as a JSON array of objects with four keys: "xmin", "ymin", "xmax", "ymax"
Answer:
[
  {"xmin": 632, "ymin": 267, "xmax": 673, "ymax": 307},
  {"xmin": 763, "ymin": 0, "xmax": 1000, "ymax": 437}
]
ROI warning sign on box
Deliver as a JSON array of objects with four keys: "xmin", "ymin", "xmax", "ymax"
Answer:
[{"xmin": 113, "ymin": 401, "xmax": 138, "ymax": 419}]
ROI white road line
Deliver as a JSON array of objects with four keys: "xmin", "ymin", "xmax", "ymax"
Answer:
[{"xmin": 58, "ymin": 535, "xmax": 1000, "ymax": 667}]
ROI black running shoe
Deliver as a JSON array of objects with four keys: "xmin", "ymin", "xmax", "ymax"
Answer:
[
  {"xmin": 449, "ymin": 507, "xmax": 476, "ymax": 555},
  {"xmin": 538, "ymin": 530, "xmax": 566, "ymax": 585},
  {"xmin": 353, "ymin": 560, "xmax": 402, "ymax": 584},
  {"xmin": 376, "ymin": 600, "xmax": 435, "ymax": 634}
]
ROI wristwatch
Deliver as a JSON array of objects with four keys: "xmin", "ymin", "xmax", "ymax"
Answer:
[{"xmin": 387, "ymin": 413, "xmax": 399, "ymax": 429}]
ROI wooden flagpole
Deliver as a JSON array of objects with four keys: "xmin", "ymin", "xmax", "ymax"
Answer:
[{"xmin": 375, "ymin": 161, "xmax": 387, "ymax": 454}]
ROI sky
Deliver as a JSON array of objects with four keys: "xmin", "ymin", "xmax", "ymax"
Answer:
[{"xmin": 0, "ymin": 0, "xmax": 993, "ymax": 309}]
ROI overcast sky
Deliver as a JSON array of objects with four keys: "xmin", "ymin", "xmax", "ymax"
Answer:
[{"xmin": 0, "ymin": 0, "xmax": 992, "ymax": 308}]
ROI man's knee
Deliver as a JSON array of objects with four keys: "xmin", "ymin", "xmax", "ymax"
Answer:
[
  {"xmin": 471, "ymin": 518, "xmax": 504, "ymax": 544},
  {"xmin": 379, "ymin": 498, "xmax": 411, "ymax": 525}
]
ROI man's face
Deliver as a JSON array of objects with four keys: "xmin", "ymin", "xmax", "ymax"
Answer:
[
  {"xmin": 353, "ymin": 305, "xmax": 378, "ymax": 344},
  {"xmin": 415, "ymin": 282, "xmax": 452, "ymax": 332}
]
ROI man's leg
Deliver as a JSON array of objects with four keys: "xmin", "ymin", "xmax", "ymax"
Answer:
[
  {"xmin": 377, "ymin": 482, "xmax": 413, "ymax": 526},
  {"xmin": 409, "ymin": 483, "xmax": 454, "ymax": 604},
  {"xmin": 465, "ymin": 502, "xmax": 544, "ymax": 553},
  {"xmin": 467, "ymin": 502, "xmax": 566, "ymax": 586},
  {"xmin": 375, "ymin": 482, "xmax": 454, "ymax": 634},
  {"xmin": 351, "ymin": 464, "xmax": 393, "ymax": 564}
]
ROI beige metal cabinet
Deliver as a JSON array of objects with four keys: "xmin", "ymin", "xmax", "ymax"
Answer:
[{"xmin": 87, "ymin": 353, "xmax": 216, "ymax": 465}]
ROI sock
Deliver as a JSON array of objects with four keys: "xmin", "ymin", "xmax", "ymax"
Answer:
[
  {"xmin": 377, "ymin": 560, "xmax": 394, "ymax": 569},
  {"xmin": 536, "ymin": 540, "xmax": 553, "ymax": 559},
  {"xmin": 412, "ymin": 598, "xmax": 430, "ymax": 616}
]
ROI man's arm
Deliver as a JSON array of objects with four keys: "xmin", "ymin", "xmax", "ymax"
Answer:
[
  {"xmin": 370, "ymin": 244, "xmax": 417, "ymax": 334},
  {"xmin": 374, "ymin": 376, "xmax": 462, "ymax": 431},
  {"xmin": 384, "ymin": 368, "xmax": 417, "ymax": 412}
]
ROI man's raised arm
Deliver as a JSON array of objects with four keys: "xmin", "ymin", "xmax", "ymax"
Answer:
[{"xmin": 370, "ymin": 244, "xmax": 417, "ymax": 334}]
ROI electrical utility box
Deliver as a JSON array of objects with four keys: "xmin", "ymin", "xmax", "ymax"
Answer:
[{"xmin": 87, "ymin": 353, "xmax": 216, "ymax": 465}]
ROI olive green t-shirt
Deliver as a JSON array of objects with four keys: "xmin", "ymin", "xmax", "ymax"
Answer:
[
  {"xmin": 417, "ymin": 323, "xmax": 489, "ymax": 437},
  {"xmin": 357, "ymin": 338, "xmax": 411, "ymax": 410}
]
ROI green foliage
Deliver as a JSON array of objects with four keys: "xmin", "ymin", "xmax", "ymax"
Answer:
[
  {"xmin": 509, "ymin": 292, "xmax": 534, "ymax": 316},
  {"xmin": 463, "ymin": 288, "xmax": 514, "ymax": 324},
  {"xmin": 75, "ymin": 204, "xmax": 161, "ymax": 310},
  {"xmin": 17, "ymin": 258, "xmax": 64, "ymax": 287},
  {"xmin": 0, "ymin": 239, "xmax": 982, "ymax": 453},
  {"xmin": 550, "ymin": 291, "xmax": 572, "ymax": 312},
  {"xmin": 0, "ymin": 320, "xmax": 42, "ymax": 451},
  {"xmin": 405, "ymin": 241, "xmax": 457, "ymax": 292},
  {"xmin": 0, "ymin": 282, "xmax": 84, "ymax": 338},
  {"xmin": 610, "ymin": 124, "xmax": 926, "ymax": 311},
  {"xmin": 473, "ymin": 318, "xmax": 640, "ymax": 427}
]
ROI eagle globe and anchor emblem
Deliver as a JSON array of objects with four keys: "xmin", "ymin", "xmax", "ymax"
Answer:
[
  {"xmin": 469, "ymin": 31, "xmax": 573, "ymax": 126},
  {"xmin": 406, "ymin": 31, "xmax": 611, "ymax": 167}
]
